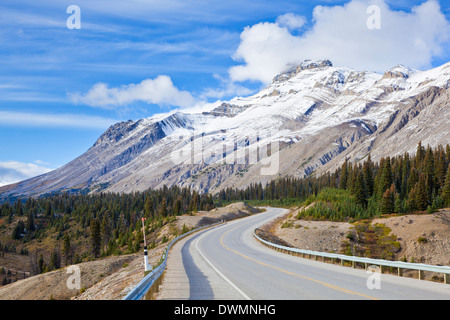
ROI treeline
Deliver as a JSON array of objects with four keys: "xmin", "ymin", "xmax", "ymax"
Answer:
[
  {"xmin": 219, "ymin": 142, "xmax": 450, "ymax": 220},
  {"xmin": 1, "ymin": 142, "xmax": 449, "ymax": 276},
  {"xmin": 0, "ymin": 185, "xmax": 215, "ymax": 275}
]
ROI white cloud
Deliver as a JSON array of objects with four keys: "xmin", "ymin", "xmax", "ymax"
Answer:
[
  {"xmin": 229, "ymin": 0, "xmax": 450, "ymax": 84},
  {"xmin": 0, "ymin": 161, "xmax": 53, "ymax": 187},
  {"xmin": 276, "ymin": 13, "xmax": 307, "ymax": 31},
  {"xmin": 69, "ymin": 75, "xmax": 197, "ymax": 109},
  {"xmin": 0, "ymin": 111, "xmax": 117, "ymax": 129},
  {"xmin": 201, "ymin": 74, "xmax": 255, "ymax": 99},
  {"xmin": 229, "ymin": 22, "xmax": 303, "ymax": 84}
]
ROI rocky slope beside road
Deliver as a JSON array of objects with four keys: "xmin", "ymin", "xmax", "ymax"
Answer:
[
  {"xmin": 0, "ymin": 202, "xmax": 261, "ymax": 300},
  {"xmin": 264, "ymin": 208, "xmax": 450, "ymax": 270},
  {"xmin": 1, "ymin": 204, "xmax": 447, "ymax": 299}
]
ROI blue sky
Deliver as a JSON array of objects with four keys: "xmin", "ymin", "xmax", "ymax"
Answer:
[{"xmin": 0, "ymin": 0, "xmax": 449, "ymax": 186}]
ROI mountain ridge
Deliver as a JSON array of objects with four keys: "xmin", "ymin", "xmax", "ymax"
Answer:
[{"xmin": 1, "ymin": 59, "xmax": 449, "ymax": 200}]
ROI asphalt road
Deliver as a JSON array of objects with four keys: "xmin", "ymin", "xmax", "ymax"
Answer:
[{"xmin": 157, "ymin": 207, "xmax": 450, "ymax": 300}]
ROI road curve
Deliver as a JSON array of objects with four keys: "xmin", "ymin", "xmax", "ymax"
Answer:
[{"xmin": 157, "ymin": 207, "xmax": 450, "ymax": 300}]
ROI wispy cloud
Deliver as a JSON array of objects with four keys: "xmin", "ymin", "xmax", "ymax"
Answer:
[
  {"xmin": 0, "ymin": 161, "xmax": 53, "ymax": 187},
  {"xmin": 201, "ymin": 74, "xmax": 256, "ymax": 99},
  {"xmin": 0, "ymin": 111, "xmax": 117, "ymax": 129}
]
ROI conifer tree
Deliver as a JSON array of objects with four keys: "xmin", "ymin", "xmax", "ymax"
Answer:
[
  {"xmin": 377, "ymin": 157, "xmax": 392, "ymax": 198},
  {"xmin": 12, "ymin": 221, "xmax": 25, "ymax": 240},
  {"xmin": 38, "ymin": 254, "xmax": 47, "ymax": 274},
  {"xmin": 424, "ymin": 145, "xmax": 435, "ymax": 198},
  {"xmin": 26, "ymin": 209, "xmax": 36, "ymax": 232},
  {"xmin": 435, "ymin": 149, "xmax": 447, "ymax": 190},
  {"xmin": 159, "ymin": 197, "xmax": 168, "ymax": 217},
  {"xmin": 339, "ymin": 158, "xmax": 349, "ymax": 190},
  {"xmin": 144, "ymin": 196, "xmax": 154, "ymax": 218},
  {"xmin": 101, "ymin": 213, "xmax": 111, "ymax": 251},
  {"xmin": 415, "ymin": 174, "xmax": 428, "ymax": 211},
  {"xmin": 49, "ymin": 250, "xmax": 61, "ymax": 270},
  {"xmin": 415, "ymin": 141, "xmax": 425, "ymax": 167},
  {"xmin": 443, "ymin": 164, "xmax": 450, "ymax": 207},
  {"xmin": 90, "ymin": 218, "xmax": 101, "ymax": 258},
  {"xmin": 15, "ymin": 199, "xmax": 23, "ymax": 216},
  {"xmin": 400, "ymin": 152, "xmax": 410, "ymax": 199},
  {"xmin": 363, "ymin": 154, "xmax": 374, "ymax": 197},
  {"xmin": 62, "ymin": 232, "xmax": 72, "ymax": 265},
  {"xmin": 354, "ymin": 169, "xmax": 367, "ymax": 206},
  {"xmin": 380, "ymin": 184, "xmax": 395, "ymax": 215}
]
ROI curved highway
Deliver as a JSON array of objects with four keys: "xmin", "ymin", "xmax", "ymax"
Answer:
[{"xmin": 157, "ymin": 207, "xmax": 450, "ymax": 300}]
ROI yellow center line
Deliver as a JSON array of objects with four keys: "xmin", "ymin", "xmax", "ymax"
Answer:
[{"xmin": 219, "ymin": 227, "xmax": 379, "ymax": 300}]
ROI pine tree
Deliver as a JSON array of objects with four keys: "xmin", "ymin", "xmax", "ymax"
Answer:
[
  {"xmin": 49, "ymin": 250, "xmax": 61, "ymax": 270},
  {"xmin": 424, "ymin": 145, "xmax": 435, "ymax": 199},
  {"xmin": 443, "ymin": 164, "xmax": 450, "ymax": 207},
  {"xmin": 339, "ymin": 158, "xmax": 349, "ymax": 190},
  {"xmin": 90, "ymin": 218, "xmax": 101, "ymax": 259},
  {"xmin": 159, "ymin": 197, "xmax": 168, "ymax": 216},
  {"xmin": 435, "ymin": 149, "xmax": 447, "ymax": 191},
  {"xmin": 354, "ymin": 169, "xmax": 367, "ymax": 206},
  {"xmin": 15, "ymin": 199, "xmax": 23, "ymax": 216},
  {"xmin": 45, "ymin": 202, "xmax": 52, "ymax": 217},
  {"xmin": 62, "ymin": 232, "xmax": 72, "ymax": 266},
  {"xmin": 379, "ymin": 157, "xmax": 393, "ymax": 198},
  {"xmin": 144, "ymin": 196, "xmax": 154, "ymax": 218},
  {"xmin": 173, "ymin": 196, "xmax": 182, "ymax": 216},
  {"xmin": 38, "ymin": 254, "xmax": 47, "ymax": 274},
  {"xmin": 415, "ymin": 174, "xmax": 428, "ymax": 211},
  {"xmin": 101, "ymin": 214, "xmax": 111, "ymax": 251},
  {"xmin": 416, "ymin": 141, "xmax": 425, "ymax": 167},
  {"xmin": 26, "ymin": 209, "xmax": 35, "ymax": 232},
  {"xmin": 363, "ymin": 154, "xmax": 374, "ymax": 197},
  {"xmin": 400, "ymin": 152, "xmax": 410, "ymax": 199},
  {"xmin": 380, "ymin": 184, "xmax": 395, "ymax": 215},
  {"xmin": 12, "ymin": 221, "xmax": 25, "ymax": 240}
]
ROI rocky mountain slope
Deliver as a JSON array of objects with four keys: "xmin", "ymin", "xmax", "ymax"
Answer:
[{"xmin": 1, "ymin": 60, "xmax": 449, "ymax": 199}]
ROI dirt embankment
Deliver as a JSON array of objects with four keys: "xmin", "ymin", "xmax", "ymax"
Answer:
[
  {"xmin": 265, "ymin": 208, "xmax": 450, "ymax": 266},
  {"xmin": 175, "ymin": 202, "xmax": 262, "ymax": 230},
  {"xmin": 0, "ymin": 202, "xmax": 261, "ymax": 300}
]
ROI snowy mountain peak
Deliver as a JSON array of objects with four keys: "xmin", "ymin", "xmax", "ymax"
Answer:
[
  {"xmin": 273, "ymin": 59, "xmax": 333, "ymax": 83},
  {"xmin": 382, "ymin": 65, "xmax": 416, "ymax": 79},
  {"xmin": 0, "ymin": 61, "xmax": 449, "ymax": 200}
]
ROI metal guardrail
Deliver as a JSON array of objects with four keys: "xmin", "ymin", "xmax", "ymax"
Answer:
[
  {"xmin": 253, "ymin": 229, "xmax": 450, "ymax": 284},
  {"xmin": 123, "ymin": 221, "xmax": 223, "ymax": 300}
]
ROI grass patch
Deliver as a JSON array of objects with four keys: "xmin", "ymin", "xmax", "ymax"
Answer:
[
  {"xmin": 297, "ymin": 188, "xmax": 371, "ymax": 221},
  {"xmin": 341, "ymin": 220, "xmax": 401, "ymax": 260}
]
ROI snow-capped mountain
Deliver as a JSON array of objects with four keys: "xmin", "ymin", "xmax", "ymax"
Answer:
[{"xmin": 1, "ymin": 59, "xmax": 449, "ymax": 199}]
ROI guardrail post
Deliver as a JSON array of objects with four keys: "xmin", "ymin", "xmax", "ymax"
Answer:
[
  {"xmin": 419, "ymin": 270, "xmax": 424, "ymax": 280},
  {"xmin": 253, "ymin": 228, "xmax": 450, "ymax": 286}
]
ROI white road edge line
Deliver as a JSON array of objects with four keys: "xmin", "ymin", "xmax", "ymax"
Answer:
[{"xmin": 195, "ymin": 231, "xmax": 251, "ymax": 300}]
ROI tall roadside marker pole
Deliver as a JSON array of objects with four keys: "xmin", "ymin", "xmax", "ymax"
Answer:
[{"xmin": 142, "ymin": 217, "xmax": 149, "ymax": 271}]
